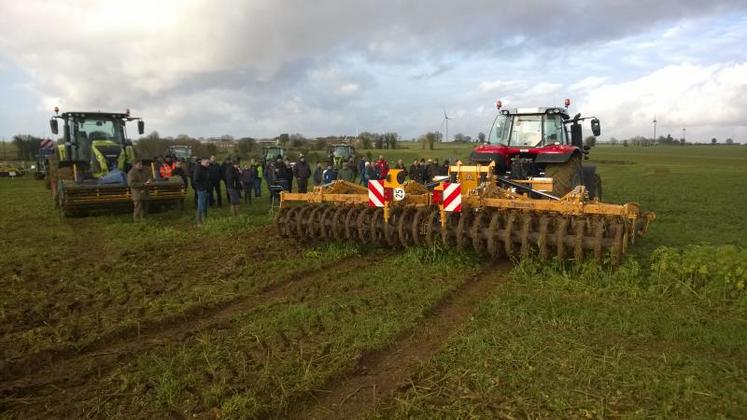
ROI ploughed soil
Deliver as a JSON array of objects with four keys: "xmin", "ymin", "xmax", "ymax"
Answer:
[{"xmin": 1, "ymin": 222, "xmax": 324, "ymax": 383}]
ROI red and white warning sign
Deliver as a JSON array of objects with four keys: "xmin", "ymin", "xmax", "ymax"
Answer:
[
  {"xmin": 442, "ymin": 182, "xmax": 462, "ymax": 212},
  {"xmin": 368, "ymin": 180, "xmax": 385, "ymax": 208},
  {"xmin": 40, "ymin": 139, "xmax": 55, "ymax": 150}
]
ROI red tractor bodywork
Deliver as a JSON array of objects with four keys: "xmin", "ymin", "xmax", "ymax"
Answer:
[{"xmin": 471, "ymin": 142, "xmax": 580, "ymax": 174}]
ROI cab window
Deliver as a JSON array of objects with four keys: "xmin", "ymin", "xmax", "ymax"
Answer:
[
  {"xmin": 543, "ymin": 115, "xmax": 565, "ymax": 144},
  {"xmin": 510, "ymin": 115, "xmax": 543, "ymax": 147}
]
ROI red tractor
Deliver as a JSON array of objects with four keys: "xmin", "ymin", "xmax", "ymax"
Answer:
[{"xmin": 470, "ymin": 99, "xmax": 602, "ymax": 200}]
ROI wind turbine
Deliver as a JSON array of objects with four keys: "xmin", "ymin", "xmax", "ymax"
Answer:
[{"xmin": 440, "ymin": 108, "xmax": 451, "ymax": 142}]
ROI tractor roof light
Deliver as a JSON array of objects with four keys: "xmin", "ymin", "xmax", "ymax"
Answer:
[
  {"xmin": 125, "ymin": 108, "xmax": 130, "ymax": 116},
  {"xmin": 564, "ymin": 98, "xmax": 571, "ymax": 108},
  {"xmin": 54, "ymin": 106, "xmax": 59, "ymax": 114},
  {"xmin": 496, "ymin": 100, "xmax": 502, "ymax": 110}
]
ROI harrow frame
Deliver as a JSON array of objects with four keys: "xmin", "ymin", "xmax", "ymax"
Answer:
[{"xmin": 276, "ymin": 163, "xmax": 654, "ymax": 264}]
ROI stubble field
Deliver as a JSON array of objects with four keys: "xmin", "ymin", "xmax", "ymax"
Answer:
[{"xmin": 1, "ymin": 144, "xmax": 745, "ymax": 418}]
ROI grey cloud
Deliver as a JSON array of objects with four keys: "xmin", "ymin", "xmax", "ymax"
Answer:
[{"xmin": 0, "ymin": 0, "xmax": 746, "ymax": 138}]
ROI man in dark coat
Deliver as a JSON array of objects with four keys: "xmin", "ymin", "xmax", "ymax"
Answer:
[
  {"xmin": 208, "ymin": 155, "xmax": 222, "ymax": 207},
  {"xmin": 283, "ymin": 158, "xmax": 294, "ymax": 192},
  {"xmin": 193, "ymin": 157, "xmax": 211, "ymax": 224},
  {"xmin": 312, "ymin": 162, "xmax": 323, "ymax": 186},
  {"xmin": 322, "ymin": 164, "xmax": 337, "ymax": 184},
  {"xmin": 409, "ymin": 160, "xmax": 420, "ymax": 183},
  {"xmin": 172, "ymin": 160, "xmax": 188, "ymax": 186},
  {"xmin": 294, "ymin": 155, "xmax": 311, "ymax": 193},
  {"xmin": 224, "ymin": 160, "xmax": 242, "ymax": 216},
  {"xmin": 357, "ymin": 157, "xmax": 366, "ymax": 185},
  {"xmin": 241, "ymin": 164, "xmax": 255, "ymax": 204},
  {"xmin": 441, "ymin": 159, "xmax": 450, "ymax": 176},
  {"xmin": 221, "ymin": 157, "xmax": 232, "ymax": 203},
  {"xmin": 418, "ymin": 159, "xmax": 428, "ymax": 183}
]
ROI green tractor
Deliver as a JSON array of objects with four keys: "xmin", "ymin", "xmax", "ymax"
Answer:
[
  {"xmin": 328, "ymin": 144, "xmax": 356, "ymax": 168},
  {"xmin": 167, "ymin": 144, "xmax": 193, "ymax": 160},
  {"xmin": 261, "ymin": 145, "xmax": 286, "ymax": 167},
  {"xmin": 48, "ymin": 108, "xmax": 185, "ymax": 216}
]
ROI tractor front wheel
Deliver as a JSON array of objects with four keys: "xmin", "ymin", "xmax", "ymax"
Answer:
[{"xmin": 544, "ymin": 156, "xmax": 582, "ymax": 198}]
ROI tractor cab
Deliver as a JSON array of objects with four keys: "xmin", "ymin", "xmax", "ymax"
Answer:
[
  {"xmin": 328, "ymin": 144, "xmax": 356, "ymax": 168},
  {"xmin": 262, "ymin": 146, "xmax": 286, "ymax": 166},
  {"xmin": 167, "ymin": 145, "xmax": 192, "ymax": 161},
  {"xmin": 50, "ymin": 110, "xmax": 143, "ymax": 178},
  {"xmin": 488, "ymin": 107, "xmax": 570, "ymax": 148}
]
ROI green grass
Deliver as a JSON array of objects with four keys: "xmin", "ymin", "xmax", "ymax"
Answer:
[
  {"xmin": 375, "ymin": 282, "xmax": 746, "ymax": 418},
  {"xmin": 2, "ymin": 144, "xmax": 746, "ymax": 418},
  {"xmin": 368, "ymin": 147, "xmax": 747, "ymax": 419}
]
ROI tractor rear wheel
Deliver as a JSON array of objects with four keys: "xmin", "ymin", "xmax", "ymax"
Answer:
[
  {"xmin": 545, "ymin": 156, "xmax": 582, "ymax": 198},
  {"xmin": 586, "ymin": 173, "xmax": 602, "ymax": 200}
]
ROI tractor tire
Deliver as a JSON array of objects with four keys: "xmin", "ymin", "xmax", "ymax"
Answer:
[
  {"xmin": 586, "ymin": 173, "xmax": 602, "ymax": 200},
  {"xmin": 544, "ymin": 156, "xmax": 582, "ymax": 198}
]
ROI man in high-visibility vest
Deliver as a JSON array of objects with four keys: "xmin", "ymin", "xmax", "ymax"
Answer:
[{"xmin": 159, "ymin": 156, "xmax": 175, "ymax": 178}]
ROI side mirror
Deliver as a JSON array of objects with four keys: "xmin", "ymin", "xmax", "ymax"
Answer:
[
  {"xmin": 50, "ymin": 119, "xmax": 59, "ymax": 135},
  {"xmin": 138, "ymin": 120, "xmax": 145, "ymax": 135},
  {"xmin": 591, "ymin": 118, "xmax": 601, "ymax": 137}
]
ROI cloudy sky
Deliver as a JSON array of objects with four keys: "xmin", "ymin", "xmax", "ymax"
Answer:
[{"xmin": 1, "ymin": 0, "xmax": 746, "ymax": 142}]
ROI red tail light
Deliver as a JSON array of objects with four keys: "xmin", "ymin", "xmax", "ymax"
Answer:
[{"xmin": 384, "ymin": 187, "xmax": 393, "ymax": 202}]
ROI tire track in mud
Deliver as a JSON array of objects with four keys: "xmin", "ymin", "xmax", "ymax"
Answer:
[
  {"xmin": 1, "ymin": 225, "xmax": 284, "ymax": 378},
  {"xmin": 290, "ymin": 261, "xmax": 512, "ymax": 420},
  {"xmin": 0, "ymin": 248, "xmax": 396, "ymax": 399}
]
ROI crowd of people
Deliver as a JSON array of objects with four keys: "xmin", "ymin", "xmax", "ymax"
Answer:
[{"xmin": 127, "ymin": 153, "xmax": 453, "ymax": 224}]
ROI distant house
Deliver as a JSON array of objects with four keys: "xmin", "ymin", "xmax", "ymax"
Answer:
[{"xmin": 202, "ymin": 137, "xmax": 237, "ymax": 153}]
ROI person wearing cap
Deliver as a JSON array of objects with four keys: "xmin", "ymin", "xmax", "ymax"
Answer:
[
  {"xmin": 294, "ymin": 154, "xmax": 311, "ymax": 193},
  {"xmin": 127, "ymin": 159, "xmax": 152, "ymax": 222}
]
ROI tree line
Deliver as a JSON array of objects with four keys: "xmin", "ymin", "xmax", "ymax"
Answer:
[{"xmin": 606, "ymin": 134, "xmax": 740, "ymax": 146}]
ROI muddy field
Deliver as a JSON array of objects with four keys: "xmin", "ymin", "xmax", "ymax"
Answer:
[{"xmin": 1, "ymin": 144, "xmax": 746, "ymax": 418}]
